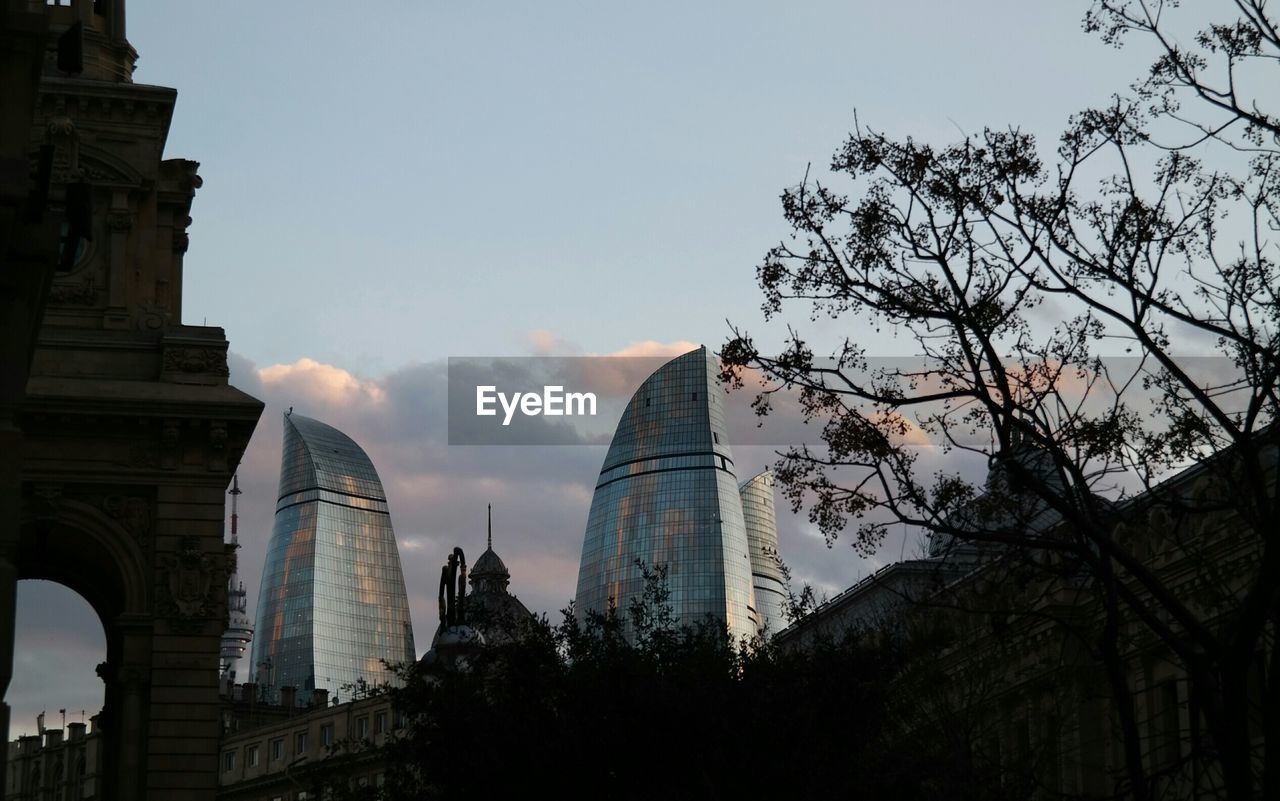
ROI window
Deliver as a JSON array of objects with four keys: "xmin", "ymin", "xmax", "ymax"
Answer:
[
  {"xmin": 223, "ymin": 750, "xmax": 236, "ymax": 772},
  {"xmin": 247, "ymin": 744, "xmax": 260, "ymax": 768},
  {"xmin": 356, "ymin": 717, "xmax": 369, "ymax": 740},
  {"xmin": 320, "ymin": 723, "xmax": 333, "ymax": 747},
  {"xmin": 271, "ymin": 738, "xmax": 284, "ymax": 761},
  {"xmin": 296, "ymin": 732, "xmax": 309, "ymax": 754},
  {"xmin": 374, "ymin": 711, "xmax": 387, "ymax": 734}
]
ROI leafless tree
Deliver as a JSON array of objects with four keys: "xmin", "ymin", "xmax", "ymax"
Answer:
[{"xmin": 723, "ymin": 3, "xmax": 1278, "ymax": 798}]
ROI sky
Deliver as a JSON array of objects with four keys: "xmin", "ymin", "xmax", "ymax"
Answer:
[{"xmin": 9, "ymin": 0, "xmax": 1165, "ymax": 737}]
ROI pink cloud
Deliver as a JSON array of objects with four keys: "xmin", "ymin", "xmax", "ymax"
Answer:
[
  {"xmin": 257, "ymin": 358, "xmax": 387, "ymax": 407},
  {"xmin": 526, "ymin": 329, "xmax": 580, "ymax": 355},
  {"xmin": 606, "ymin": 339, "xmax": 700, "ymax": 358}
]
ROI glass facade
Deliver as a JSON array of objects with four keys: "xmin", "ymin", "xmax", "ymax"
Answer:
[
  {"xmin": 740, "ymin": 468, "xmax": 786, "ymax": 635},
  {"xmin": 575, "ymin": 347, "xmax": 759, "ymax": 641},
  {"xmin": 251, "ymin": 414, "xmax": 415, "ymax": 703}
]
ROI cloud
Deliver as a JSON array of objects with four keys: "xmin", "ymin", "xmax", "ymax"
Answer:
[
  {"xmin": 12, "ymin": 349, "xmax": 913, "ymax": 730},
  {"xmin": 526, "ymin": 329, "xmax": 582, "ymax": 356},
  {"xmin": 606, "ymin": 339, "xmax": 700, "ymax": 358},
  {"xmin": 258, "ymin": 358, "xmax": 387, "ymax": 407},
  {"xmin": 221, "ymin": 354, "xmax": 613, "ymax": 667},
  {"xmin": 867, "ymin": 410, "xmax": 935, "ymax": 448},
  {"xmin": 229, "ymin": 352, "xmax": 885, "ymax": 638}
]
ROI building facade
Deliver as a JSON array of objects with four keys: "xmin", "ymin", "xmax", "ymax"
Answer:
[
  {"xmin": 2, "ymin": 2, "xmax": 263, "ymax": 798},
  {"xmin": 220, "ymin": 531, "xmax": 534, "ymax": 801},
  {"xmin": 6, "ymin": 721, "xmax": 102, "ymax": 801},
  {"xmin": 251, "ymin": 414, "xmax": 415, "ymax": 705},
  {"xmin": 217, "ymin": 689, "xmax": 399, "ymax": 801},
  {"xmin": 575, "ymin": 347, "xmax": 762, "ymax": 641},
  {"xmin": 779, "ymin": 437, "xmax": 1276, "ymax": 799}
]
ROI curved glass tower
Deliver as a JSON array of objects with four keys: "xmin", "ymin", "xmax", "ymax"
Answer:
[
  {"xmin": 575, "ymin": 347, "xmax": 759, "ymax": 641},
  {"xmin": 740, "ymin": 468, "xmax": 786, "ymax": 635},
  {"xmin": 251, "ymin": 413, "xmax": 415, "ymax": 703}
]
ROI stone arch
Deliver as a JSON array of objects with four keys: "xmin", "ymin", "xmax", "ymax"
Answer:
[
  {"xmin": 77, "ymin": 145, "xmax": 146, "ymax": 188},
  {"xmin": 18, "ymin": 498, "xmax": 150, "ymax": 622},
  {"xmin": 17, "ymin": 498, "xmax": 155, "ymax": 801}
]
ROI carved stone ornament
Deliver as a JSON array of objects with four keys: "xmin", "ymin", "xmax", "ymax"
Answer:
[
  {"xmin": 209, "ymin": 422, "xmax": 227, "ymax": 451},
  {"xmin": 163, "ymin": 347, "xmax": 229, "ymax": 377},
  {"xmin": 101, "ymin": 495, "xmax": 153, "ymax": 541},
  {"xmin": 207, "ymin": 421, "xmax": 229, "ymax": 472},
  {"xmin": 135, "ymin": 304, "xmax": 168, "ymax": 331},
  {"xmin": 32, "ymin": 483, "xmax": 64, "ymax": 523},
  {"xmin": 160, "ymin": 538, "xmax": 215, "ymax": 621},
  {"xmin": 46, "ymin": 115, "xmax": 76, "ymax": 138},
  {"xmin": 107, "ymin": 212, "xmax": 132, "ymax": 232},
  {"xmin": 49, "ymin": 276, "xmax": 96, "ymax": 306}
]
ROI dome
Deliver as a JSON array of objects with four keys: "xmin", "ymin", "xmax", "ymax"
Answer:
[
  {"xmin": 471, "ymin": 546, "xmax": 509, "ymax": 580},
  {"xmin": 421, "ymin": 625, "xmax": 486, "ymax": 674},
  {"xmin": 465, "ymin": 505, "xmax": 532, "ymax": 643}
]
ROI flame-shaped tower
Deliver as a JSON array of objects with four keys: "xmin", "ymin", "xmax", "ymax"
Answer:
[
  {"xmin": 250, "ymin": 413, "xmax": 416, "ymax": 704},
  {"xmin": 575, "ymin": 347, "xmax": 761, "ymax": 641}
]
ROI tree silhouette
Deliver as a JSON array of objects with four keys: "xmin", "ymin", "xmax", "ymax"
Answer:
[
  {"xmin": 316, "ymin": 568, "xmax": 994, "ymax": 801},
  {"xmin": 722, "ymin": 3, "xmax": 1277, "ymax": 799}
]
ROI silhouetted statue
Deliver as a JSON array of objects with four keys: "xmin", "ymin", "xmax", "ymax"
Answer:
[{"xmin": 438, "ymin": 547, "xmax": 468, "ymax": 628}]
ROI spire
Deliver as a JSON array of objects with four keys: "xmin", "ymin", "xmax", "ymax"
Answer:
[{"xmin": 471, "ymin": 504, "xmax": 510, "ymax": 592}]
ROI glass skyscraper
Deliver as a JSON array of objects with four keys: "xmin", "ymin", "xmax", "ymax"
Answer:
[
  {"xmin": 575, "ymin": 347, "xmax": 761, "ymax": 641},
  {"xmin": 740, "ymin": 468, "xmax": 787, "ymax": 634},
  {"xmin": 251, "ymin": 413, "xmax": 416, "ymax": 702}
]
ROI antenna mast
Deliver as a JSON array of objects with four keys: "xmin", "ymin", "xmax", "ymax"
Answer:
[{"xmin": 220, "ymin": 474, "xmax": 254, "ymax": 686}]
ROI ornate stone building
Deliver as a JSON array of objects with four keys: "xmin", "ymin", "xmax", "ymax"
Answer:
[
  {"xmin": 216, "ymin": 688, "xmax": 401, "ymax": 801},
  {"xmin": 218, "ymin": 532, "xmax": 534, "ymax": 801},
  {"xmin": 1, "ymin": 2, "xmax": 262, "ymax": 799},
  {"xmin": 779, "ymin": 437, "xmax": 1276, "ymax": 798},
  {"xmin": 5, "ymin": 719, "xmax": 103, "ymax": 800}
]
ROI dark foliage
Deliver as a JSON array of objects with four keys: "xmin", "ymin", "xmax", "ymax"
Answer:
[{"xmin": 316, "ymin": 571, "xmax": 997, "ymax": 801}]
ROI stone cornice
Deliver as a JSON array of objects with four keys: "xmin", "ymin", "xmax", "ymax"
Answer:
[
  {"xmin": 24, "ymin": 375, "xmax": 262, "ymax": 421},
  {"xmin": 36, "ymin": 76, "xmax": 176, "ymax": 137}
]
